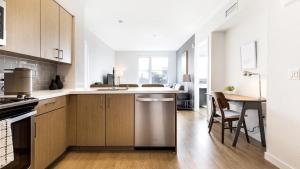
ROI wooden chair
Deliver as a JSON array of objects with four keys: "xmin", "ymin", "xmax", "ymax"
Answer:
[
  {"xmin": 208, "ymin": 92, "xmax": 250, "ymax": 144},
  {"xmin": 141, "ymin": 84, "xmax": 164, "ymax": 87},
  {"xmin": 119, "ymin": 84, "xmax": 139, "ymax": 87}
]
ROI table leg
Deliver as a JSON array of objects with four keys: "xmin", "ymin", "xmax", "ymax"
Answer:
[
  {"xmin": 232, "ymin": 102, "xmax": 247, "ymax": 147},
  {"xmin": 258, "ymin": 103, "xmax": 266, "ymax": 147}
]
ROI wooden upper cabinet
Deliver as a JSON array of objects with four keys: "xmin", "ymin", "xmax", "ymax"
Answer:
[
  {"xmin": 41, "ymin": 0, "xmax": 60, "ymax": 61},
  {"xmin": 106, "ymin": 94, "xmax": 134, "ymax": 146},
  {"xmin": 59, "ymin": 8, "xmax": 73, "ymax": 64},
  {"xmin": 0, "ymin": 0, "xmax": 40, "ymax": 57},
  {"xmin": 76, "ymin": 95, "xmax": 106, "ymax": 146}
]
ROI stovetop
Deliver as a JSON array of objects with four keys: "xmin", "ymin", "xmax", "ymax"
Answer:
[{"xmin": 0, "ymin": 97, "xmax": 39, "ymax": 111}]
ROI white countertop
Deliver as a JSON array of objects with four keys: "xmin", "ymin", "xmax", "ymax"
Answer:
[{"xmin": 31, "ymin": 87, "xmax": 179, "ymax": 100}]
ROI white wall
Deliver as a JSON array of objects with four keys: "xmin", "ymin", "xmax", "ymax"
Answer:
[
  {"xmin": 115, "ymin": 51, "xmax": 177, "ymax": 84},
  {"xmin": 265, "ymin": 1, "xmax": 300, "ymax": 169},
  {"xmin": 209, "ymin": 32, "xmax": 226, "ymax": 92},
  {"xmin": 85, "ymin": 29, "xmax": 115, "ymax": 85},
  {"xmin": 195, "ymin": 0, "xmax": 269, "ymax": 141},
  {"xmin": 56, "ymin": 1, "xmax": 116, "ymax": 88},
  {"xmin": 56, "ymin": 0, "xmax": 86, "ymax": 88},
  {"xmin": 196, "ymin": 0, "xmax": 300, "ymax": 168},
  {"xmin": 222, "ymin": 10, "xmax": 268, "ymax": 141},
  {"xmin": 224, "ymin": 13, "xmax": 268, "ymax": 98}
]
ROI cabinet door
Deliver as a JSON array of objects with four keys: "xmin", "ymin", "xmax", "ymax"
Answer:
[
  {"xmin": 77, "ymin": 95, "xmax": 106, "ymax": 146},
  {"xmin": 106, "ymin": 94, "xmax": 134, "ymax": 146},
  {"xmin": 41, "ymin": 0, "xmax": 59, "ymax": 61},
  {"xmin": 0, "ymin": 0, "xmax": 40, "ymax": 56},
  {"xmin": 35, "ymin": 108, "xmax": 66, "ymax": 169},
  {"xmin": 59, "ymin": 7, "xmax": 73, "ymax": 64},
  {"xmin": 35, "ymin": 112, "xmax": 52, "ymax": 169},
  {"xmin": 51, "ymin": 107, "xmax": 66, "ymax": 159}
]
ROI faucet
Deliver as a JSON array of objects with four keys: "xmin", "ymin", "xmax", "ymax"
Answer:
[{"xmin": 112, "ymin": 67, "xmax": 115, "ymax": 88}]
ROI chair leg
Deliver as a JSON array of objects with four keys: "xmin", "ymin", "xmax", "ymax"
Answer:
[
  {"xmin": 208, "ymin": 118, "xmax": 214, "ymax": 133},
  {"xmin": 221, "ymin": 121, "xmax": 225, "ymax": 144},
  {"xmin": 229, "ymin": 121, "xmax": 233, "ymax": 133},
  {"xmin": 208, "ymin": 109, "xmax": 215, "ymax": 133},
  {"xmin": 243, "ymin": 120, "xmax": 250, "ymax": 143}
]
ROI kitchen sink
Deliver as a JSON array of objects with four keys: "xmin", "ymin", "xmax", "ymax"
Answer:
[{"xmin": 97, "ymin": 87, "xmax": 129, "ymax": 91}]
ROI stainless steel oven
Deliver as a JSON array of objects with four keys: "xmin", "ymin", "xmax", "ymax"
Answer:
[
  {"xmin": 2, "ymin": 111, "xmax": 36, "ymax": 169},
  {"xmin": 0, "ymin": 0, "xmax": 5, "ymax": 46},
  {"xmin": 0, "ymin": 97, "xmax": 38, "ymax": 169}
]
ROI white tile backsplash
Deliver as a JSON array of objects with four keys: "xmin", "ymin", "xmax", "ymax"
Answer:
[{"xmin": 0, "ymin": 55, "xmax": 57, "ymax": 90}]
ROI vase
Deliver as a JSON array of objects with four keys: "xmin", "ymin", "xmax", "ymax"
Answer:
[
  {"xmin": 55, "ymin": 75, "xmax": 64, "ymax": 89},
  {"xmin": 49, "ymin": 80, "xmax": 58, "ymax": 90}
]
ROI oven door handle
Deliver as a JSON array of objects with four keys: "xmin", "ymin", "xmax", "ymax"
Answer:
[{"xmin": 9, "ymin": 111, "xmax": 36, "ymax": 124}]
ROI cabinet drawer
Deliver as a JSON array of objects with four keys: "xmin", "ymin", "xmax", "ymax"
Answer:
[{"xmin": 36, "ymin": 96, "xmax": 67, "ymax": 115}]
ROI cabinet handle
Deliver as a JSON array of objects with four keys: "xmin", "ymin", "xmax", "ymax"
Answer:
[
  {"xmin": 34, "ymin": 122, "xmax": 36, "ymax": 138},
  {"xmin": 54, "ymin": 48, "xmax": 60, "ymax": 58},
  {"xmin": 59, "ymin": 50, "xmax": 64, "ymax": 59}
]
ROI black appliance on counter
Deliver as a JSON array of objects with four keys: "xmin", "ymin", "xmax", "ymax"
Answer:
[{"xmin": 0, "ymin": 97, "xmax": 38, "ymax": 169}]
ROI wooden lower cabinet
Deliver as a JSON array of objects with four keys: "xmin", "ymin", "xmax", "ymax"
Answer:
[
  {"xmin": 76, "ymin": 95, "xmax": 106, "ymax": 146},
  {"xmin": 106, "ymin": 94, "xmax": 134, "ymax": 146},
  {"xmin": 35, "ymin": 107, "xmax": 66, "ymax": 169}
]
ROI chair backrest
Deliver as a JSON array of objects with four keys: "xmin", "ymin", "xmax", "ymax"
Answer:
[
  {"xmin": 212, "ymin": 92, "xmax": 229, "ymax": 109},
  {"xmin": 212, "ymin": 92, "xmax": 230, "ymax": 119},
  {"xmin": 142, "ymin": 84, "xmax": 164, "ymax": 87},
  {"xmin": 119, "ymin": 84, "xmax": 139, "ymax": 87}
]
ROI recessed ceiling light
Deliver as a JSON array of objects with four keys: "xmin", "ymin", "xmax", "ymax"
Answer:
[
  {"xmin": 153, "ymin": 34, "xmax": 159, "ymax": 38},
  {"xmin": 118, "ymin": 20, "xmax": 124, "ymax": 24}
]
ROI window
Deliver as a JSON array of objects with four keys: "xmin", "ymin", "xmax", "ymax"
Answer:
[{"xmin": 138, "ymin": 57, "xmax": 168, "ymax": 84}]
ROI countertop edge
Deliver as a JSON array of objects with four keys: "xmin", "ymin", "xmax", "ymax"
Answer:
[{"xmin": 32, "ymin": 88, "xmax": 179, "ymax": 100}]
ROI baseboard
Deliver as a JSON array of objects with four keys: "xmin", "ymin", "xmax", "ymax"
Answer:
[{"xmin": 264, "ymin": 152, "xmax": 295, "ymax": 169}]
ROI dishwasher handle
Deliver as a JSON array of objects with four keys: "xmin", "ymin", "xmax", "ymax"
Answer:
[{"xmin": 136, "ymin": 97, "xmax": 174, "ymax": 102}]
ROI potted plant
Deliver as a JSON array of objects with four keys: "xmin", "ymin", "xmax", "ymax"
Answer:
[{"xmin": 224, "ymin": 86, "xmax": 235, "ymax": 94}]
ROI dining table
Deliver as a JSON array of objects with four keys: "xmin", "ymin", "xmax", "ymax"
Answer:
[{"xmin": 206, "ymin": 92, "xmax": 267, "ymax": 147}]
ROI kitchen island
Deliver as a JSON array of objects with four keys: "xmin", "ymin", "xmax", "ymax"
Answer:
[{"xmin": 32, "ymin": 87, "xmax": 178, "ymax": 169}]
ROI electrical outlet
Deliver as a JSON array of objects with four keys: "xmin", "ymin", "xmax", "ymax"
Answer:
[{"xmin": 288, "ymin": 69, "xmax": 300, "ymax": 80}]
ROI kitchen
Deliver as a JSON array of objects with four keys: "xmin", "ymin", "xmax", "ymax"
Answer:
[
  {"xmin": 0, "ymin": 0, "xmax": 294, "ymax": 169},
  {"xmin": 0, "ymin": 0, "xmax": 179, "ymax": 168}
]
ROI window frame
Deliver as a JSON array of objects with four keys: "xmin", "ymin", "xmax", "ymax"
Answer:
[{"xmin": 138, "ymin": 56, "xmax": 169, "ymax": 84}]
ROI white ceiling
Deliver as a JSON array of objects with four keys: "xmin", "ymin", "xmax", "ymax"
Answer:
[{"xmin": 83, "ymin": 0, "xmax": 227, "ymax": 51}]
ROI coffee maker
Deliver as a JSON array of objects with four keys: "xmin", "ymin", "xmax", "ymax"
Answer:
[{"xmin": 4, "ymin": 68, "xmax": 33, "ymax": 98}]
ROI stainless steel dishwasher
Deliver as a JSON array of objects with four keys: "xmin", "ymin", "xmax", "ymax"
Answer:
[{"xmin": 135, "ymin": 93, "xmax": 176, "ymax": 148}]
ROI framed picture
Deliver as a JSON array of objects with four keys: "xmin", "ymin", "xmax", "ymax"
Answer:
[{"xmin": 241, "ymin": 41, "xmax": 257, "ymax": 70}]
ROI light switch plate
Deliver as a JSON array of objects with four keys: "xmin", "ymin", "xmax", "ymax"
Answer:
[
  {"xmin": 288, "ymin": 69, "xmax": 300, "ymax": 80},
  {"xmin": 281, "ymin": 0, "xmax": 299, "ymax": 7}
]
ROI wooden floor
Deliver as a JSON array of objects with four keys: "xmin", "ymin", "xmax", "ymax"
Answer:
[{"xmin": 53, "ymin": 110, "xmax": 277, "ymax": 169}]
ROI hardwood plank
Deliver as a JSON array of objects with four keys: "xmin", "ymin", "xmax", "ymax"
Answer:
[
  {"xmin": 76, "ymin": 95, "xmax": 106, "ymax": 146},
  {"xmin": 106, "ymin": 94, "xmax": 134, "ymax": 146},
  {"xmin": 54, "ymin": 110, "xmax": 277, "ymax": 169}
]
